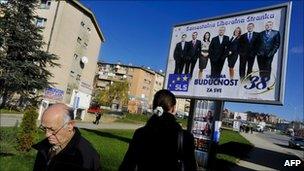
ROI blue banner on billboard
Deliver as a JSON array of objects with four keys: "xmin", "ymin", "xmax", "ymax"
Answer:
[{"xmin": 44, "ymin": 87, "xmax": 64, "ymax": 101}]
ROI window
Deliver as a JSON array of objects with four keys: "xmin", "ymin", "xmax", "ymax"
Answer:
[
  {"xmin": 40, "ymin": 0, "xmax": 51, "ymax": 9},
  {"xmin": 76, "ymin": 74, "xmax": 81, "ymax": 81},
  {"xmin": 70, "ymin": 71, "xmax": 75, "ymax": 77},
  {"xmin": 83, "ymin": 42, "xmax": 88, "ymax": 48},
  {"xmin": 77, "ymin": 37, "xmax": 82, "ymax": 44},
  {"xmin": 73, "ymin": 53, "xmax": 78, "ymax": 59},
  {"xmin": 87, "ymin": 27, "xmax": 91, "ymax": 33},
  {"xmin": 36, "ymin": 18, "xmax": 47, "ymax": 28},
  {"xmin": 66, "ymin": 87, "xmax": 72, "ymax": 94},
  {"xmin": 80, "ymin": 21, "xmax": 85, "ymax": 27}
]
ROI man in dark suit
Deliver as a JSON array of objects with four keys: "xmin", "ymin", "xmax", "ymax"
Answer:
[
  {"xmin": 257, "ymin": 21, "xmax": 280, "ymax": 78},
  {"xmin": 173, "ymin": 34, "xmax": 188, "ymax": 74},
  {"xmin": 239, "ymin": 23, "xmax": 260, "ymax": 80},
  {"xmin": 185, "ymin": 32, "xmax": 201, "ymax": 77},
  {"xmin": 209, "ymin": 26, "xmax": 230, "ymax": 78}
]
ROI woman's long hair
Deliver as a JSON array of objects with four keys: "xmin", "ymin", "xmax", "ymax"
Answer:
[{"xmin": 146, "ymin": 90, "xmax": 179, "ymax": 130}]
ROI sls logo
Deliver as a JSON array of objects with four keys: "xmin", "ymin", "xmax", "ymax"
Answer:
[{"xmin": 284, "ymin": 160, "xmax": 301, "ymax": 167}]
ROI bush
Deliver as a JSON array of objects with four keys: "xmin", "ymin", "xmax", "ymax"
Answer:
[{"xmin": 17, "ymin": 107, "xmax": 38, "ymax": 152}]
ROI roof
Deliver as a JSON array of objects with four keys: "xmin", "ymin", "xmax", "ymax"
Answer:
[
  {"xmin": 69, "ymin": 0, "xmax": 105, "ymax": 42},
  {"xmin": 97, "ymin": 61, "xmax": 165, "ymax": 76}
]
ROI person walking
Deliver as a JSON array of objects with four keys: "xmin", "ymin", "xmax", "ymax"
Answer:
[
  {"xmin": 33, "ymin": 103, "xmax": 101, "ymax": 171},
  {"xmin": 93, "ymin": 112, "xmax": 102, "ymax": 125},
  {"xmin": 119, "ymin": 89, "xmax": 197, "ymax": 171}
]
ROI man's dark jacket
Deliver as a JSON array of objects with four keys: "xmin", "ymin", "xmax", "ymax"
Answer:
[
  {"xmin": 188, "ymin": 39, "xmax": 202, "ymax": 61},
  {"xmin": 173, "ymin": 41, "xmax": 189, "ymax": 61},
  {"xmin": 32, "ymin": 128, "xmax": 101, "ymax": 171},
  {"xmin": 209, "ymin": 35, "xmax": 230, "ymax": 62},
  {"xmin": 239, "ymin": 32, "xmax": 260, "ymax": 57}
]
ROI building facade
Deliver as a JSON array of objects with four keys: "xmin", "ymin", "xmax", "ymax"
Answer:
[
  {"xmin": 35, "ymin": 0, "xmax": 105, "ymax": 119},
  {"xmin": 95, "ymin": 62, "xmax": 190, "ymax": 114},
  {"xmin": 95, "ymin": 62, "xmax": 165, "ymax": 113}
]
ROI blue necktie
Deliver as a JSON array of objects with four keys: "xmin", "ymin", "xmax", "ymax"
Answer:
[{"xmin": 248, "ymin": 32, "xmax": 252, "ymax": 42}]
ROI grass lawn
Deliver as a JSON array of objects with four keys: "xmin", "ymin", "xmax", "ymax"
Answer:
[
  {"xmin": 0, "ymin": 127, "xmax": 252, "ymax": 171},
  {"xmin": 116, "ymin": 113, "xmax": 188, "ymax": 129},
  {"xmin": 216, "ymin": 129, "xmax": 253, "ymax": 164},
  {"xmin": 115, "ymin": 113, "xmax": 149, "ymax": 124},
  {"xmin": 0, "ymin": 127, "xmax": 134, "ymax": 171}
]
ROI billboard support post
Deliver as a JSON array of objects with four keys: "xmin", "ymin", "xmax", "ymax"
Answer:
[
  {"xmin": 209, "ymin": 100, "xmax": 224, "ymax": 170},
  {"xmin": 186, "ymin": 99, "xmax": 224, "ymax": 170},
  {"xmin": 187, "ymin": 99, "xmax": 196, "ymax": 131}
]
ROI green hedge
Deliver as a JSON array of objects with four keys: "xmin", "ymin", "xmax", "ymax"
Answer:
[{"xmin": 17, "ymin": 107, "xmax": 38, "ymax": 152}]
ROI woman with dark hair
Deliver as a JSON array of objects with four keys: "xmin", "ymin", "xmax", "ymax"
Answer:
[
  {"xmin": 198, "ymin": 32, "xmax": 211, "ymax": 79},
  {"xmin": 119, "ymin": 89, "xmax": 197, "ymax": 171},
  {"xmin": 228, "ymin": 27, "xmax": 242, "ymax": 78}
]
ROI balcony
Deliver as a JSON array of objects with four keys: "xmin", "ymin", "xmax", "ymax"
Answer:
[
  {"xmin": 115, "ymin": 68, "xmax": 127, "ymax": 75},
  {"xmin": 96, "ymin": 81, "xmax": 109, "ymax": 88}
]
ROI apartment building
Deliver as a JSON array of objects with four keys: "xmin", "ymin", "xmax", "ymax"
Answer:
[
  {"xmin": 34, "ymin": 0, "xmax": 105, "ymax": 119},
  {"xmin": 95, "ymin": 62, "xmax": 190, "ymax": 114},
  {"xmin": 95, "ymin": 62, "xmax": 165, "ymax": 113}
]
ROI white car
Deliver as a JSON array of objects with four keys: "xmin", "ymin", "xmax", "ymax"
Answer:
[{"xmin": 256, "ymin": 125, "xmax": 264, "ymax": 132}]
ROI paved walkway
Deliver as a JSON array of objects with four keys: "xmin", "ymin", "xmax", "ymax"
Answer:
[
  {"xmin": 233, "ymin": 132, "xmax": 303, "ymax": 171},
  {"xmin": 0, "ymin": 114, "xmax": 143, "ymax": 130}
]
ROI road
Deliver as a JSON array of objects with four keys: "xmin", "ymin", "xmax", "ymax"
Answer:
[
  {"xmin": 233, "ymin": 131, "xmax": 304, "ymax": 171},
  {"xmin": 0, "ymin": 114, "xmax": 143, "ymax": 130},
  {"xmin": 256, "ymin": 131, "xmax": 304, "ymax": 160}
]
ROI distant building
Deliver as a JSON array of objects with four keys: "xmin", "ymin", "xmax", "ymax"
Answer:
[
  {"xmin": 95, "ymin": 62, "xmax": 164, "ymax": 113},
  {"xmin": 268, "ymin": 114, "xmax": 279, "ymax": 124},
  {"xmin": 234, "ymin": 112, "xmax": 248, "ymax": 121},
  {"xmin": 35, "ymin": 0, "xmax": 105, "ymax": 119},
  {"xmin": 95, "ymin": 62, "xmax": 189, "ymax": 114}
]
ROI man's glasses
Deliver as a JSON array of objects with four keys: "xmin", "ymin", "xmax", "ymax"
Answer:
[{"xmin": 39, "ymin": 122, "xmax": 69, "ymax": 136}]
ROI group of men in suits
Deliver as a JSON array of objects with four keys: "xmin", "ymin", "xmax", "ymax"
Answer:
[
  {"xmin": 173, "ymin": 32, "xmax": 201, "ymax": 77},
  {"xmin": 173, "ymin": 21, "xmax": 280, "ymax": 80}
]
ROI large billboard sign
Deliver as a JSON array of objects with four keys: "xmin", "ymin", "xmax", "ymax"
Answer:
[{"xmin": 164, "ymin": 3, "xmax": 292, "ymax": 105}]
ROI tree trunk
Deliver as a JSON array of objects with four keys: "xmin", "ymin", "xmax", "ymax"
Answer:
[{"xmin": 0, "ymin": 90, "xmax": 9, "ymax": 109}]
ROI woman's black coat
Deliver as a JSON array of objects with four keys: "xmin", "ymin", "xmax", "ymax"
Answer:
[{"xmin": 119, "ymin": 112, "xmax": 197, "ymax": 171}]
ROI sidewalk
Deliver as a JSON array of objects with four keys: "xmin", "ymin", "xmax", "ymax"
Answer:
[
  {"xmin": 0, "ymin": 114, "xmax": 143, "ymax": 130},
  {"xmin": 233, "ymin": 132, "xmax": 303, "ymax": 171}
]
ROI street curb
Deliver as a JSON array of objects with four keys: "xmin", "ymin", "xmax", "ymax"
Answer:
[{"xmin": 0, "ymin": 114, "xmax": 24, "ymax": 117}]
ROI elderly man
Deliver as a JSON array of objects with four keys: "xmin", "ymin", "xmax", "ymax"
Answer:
[{"xmin": 32, "ymin": 103, "xmax": 101, "ymax": 171}]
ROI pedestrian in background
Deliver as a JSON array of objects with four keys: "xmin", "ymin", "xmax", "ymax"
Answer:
[{"xmin": 93, "ymin": 111, "xmax": 102, "ymax": 125}]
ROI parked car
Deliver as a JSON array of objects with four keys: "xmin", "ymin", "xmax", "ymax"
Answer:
[
  {"xmin": 87, "ymin": 105, "xmax": 101, "ymax": 114},
  {"xmin": 288, "ymin": 137, "xmax": 304, "ymax": 149}
]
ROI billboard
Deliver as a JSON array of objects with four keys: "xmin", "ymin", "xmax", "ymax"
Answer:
[{"xmin": 164, "ymin": 3, "xmax": 292, "ymax": 105}]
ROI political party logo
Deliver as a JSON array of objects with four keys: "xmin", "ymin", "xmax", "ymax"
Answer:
[
  {"xmin": 241, "ymin": 70, "xmax": 276, "ymax": 95},
  {"xmin": 167, "ymin": 74, "xmax": 190, "ymax": 92}
]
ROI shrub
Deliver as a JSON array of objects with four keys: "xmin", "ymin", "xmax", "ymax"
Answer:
[{"xmin": 17, "ymin": 107, "xmax": 38, "ymax": 152}]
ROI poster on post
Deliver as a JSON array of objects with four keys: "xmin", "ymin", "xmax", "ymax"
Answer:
[
  {"xmin": 165, "ymin": 3, "xmax": 292, "ymax": 105},
  {"xmin": 191, "ymin": 100, "xmax": 216, "ymax": 168}
]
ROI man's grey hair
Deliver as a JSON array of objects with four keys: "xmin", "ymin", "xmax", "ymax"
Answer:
[{"xmin": 63, "ymin": 107, "xmax": 74, "ymax": 127}]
